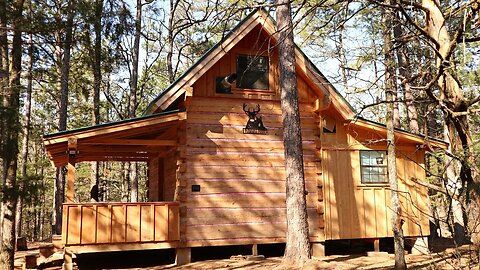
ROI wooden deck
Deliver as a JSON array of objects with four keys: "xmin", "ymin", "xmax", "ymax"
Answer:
[{"xmin": 61, "ymin": 202, "xmax": 179, "ymax": 253}]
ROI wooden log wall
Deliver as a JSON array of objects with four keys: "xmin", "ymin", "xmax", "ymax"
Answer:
[
  {"xmin": 321, "ymin": 110, "xmax": 430, "ymax": 240},
  {"xmin": 182, "ymin": 97, "xmax": 324, "ymax": 247},
  {"xmin": 62, "ymin": 202, "xmax": 179, "ymax": 246}
]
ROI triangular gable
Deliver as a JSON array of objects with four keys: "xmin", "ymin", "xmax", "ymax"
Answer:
[
  {"xmin": 143, "ymin": 9, "xmax": 446, "ymax": 149},
  {"xmin": 43, "ymin": 110, "xmax": 186, "ymax": 167},
  {"xmin": 144, "ymin": 8, "xmax": 355, "ymax": 119}
]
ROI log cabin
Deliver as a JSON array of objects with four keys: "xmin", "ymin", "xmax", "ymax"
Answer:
[{"xmin": 43, "ymin": 8, "xmax": 447, "ymax": 268}]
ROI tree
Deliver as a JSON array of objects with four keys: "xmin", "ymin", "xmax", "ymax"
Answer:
[
  {"xmin": 89, "ymin": 0, "xmax": 103, "ymax": 202},
  {"xmin": 1, "ymin": 0, "xmax": 24, "ymax": 269},
  {"xmin": 276, "ymin": 0, "xmax": 311, "ymax": 266},
  {"xmin": 383, "ymin": 1, "xmax": 406, "ymax": 268},
  {"xmin": 53, "ymin": 0, "xmax": 76, "ymax": 235},
  {"xmin": 16, "ymin": 3, "xmax": 35, "ymax": 238}
]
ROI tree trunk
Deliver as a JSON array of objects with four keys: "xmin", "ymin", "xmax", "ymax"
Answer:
[
  {"xmin": 276, "ymin": 0, "xmax": 311, "ymax": 266},
  {"xmin": 167, "ymin": 0, "xmax": 177, "ymax": 83},
  {"xmin": 90, "ymin": 0, "xmax": 103, "ymax": 202},
  {"xmin": 1, "ymin": 1, "xmax": 24, "ymax": 268},
  {"xmin": 393, "ymin": 13, "xmax": 419, "ymax": 133},
  {"xmin": 53, "ymin": 0, "xmax": 75, "ymax": 235},
  {"xmin": 127, "ymin": 0, "xmax": 142, "ymax": 202},
  {"xmin": 422, "ymin": 0, "xmax": 477, "ymax": 186},
  {"xmin": 422, "ymin": 0, "xmax": 477, "ymax": 242},
  {"xmin": 0, "ymin": 0, "xmax": 9, "ymax": 241},
  {"xmin": 16, "ymin": 27, "xmax": 34, "ymax": 239},
  {"xmin": 122, "ymin": 163, "xmax": 130, "ymax": 202},
  {"xmin": 383, "ymin": 2, "xmax": 407, "ymax": 269}
]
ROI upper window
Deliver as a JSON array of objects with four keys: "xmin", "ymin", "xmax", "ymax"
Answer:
[
  {"xmin": 360, "ymin": 150, "xmax": 388, "ymax": 184},
  {"xmin": 236, "ymin": 55, "xmax": 269, "ymax": 90}
]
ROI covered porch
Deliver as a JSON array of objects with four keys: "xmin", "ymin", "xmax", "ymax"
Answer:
[{"xmin": 43, "ymin": 110, "xmax": 186, "ymax": 254}]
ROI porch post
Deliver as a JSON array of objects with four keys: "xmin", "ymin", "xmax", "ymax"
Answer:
[{"xmin": 66, "ymin": 137, "xmax": 77, "ymax": 203}]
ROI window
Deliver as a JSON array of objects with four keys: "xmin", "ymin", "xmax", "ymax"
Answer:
[
  {"xmin": 236, "ymin": 55, "xmax": 269, "ymax": 90},
  {"xmin": 360, "ymin": 151, "xmax": 388, "ymax": 184}
]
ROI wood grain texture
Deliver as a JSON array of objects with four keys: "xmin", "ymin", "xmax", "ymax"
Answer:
[
  {"xmin": 182, "ymin": 97, "xmax": 324, "ymax": 244},
  {"xmin": 62, "ymin": 203, "xmax": 179, "ymax": 246}
]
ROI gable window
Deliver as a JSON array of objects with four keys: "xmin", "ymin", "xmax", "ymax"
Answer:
[
  {"xmin": 236, "ymin": 54, "xmax": 269, "ymax": 90},
  {"xmin": 360, "ymin": 150, "xmax": 388, "ymax": 184}
]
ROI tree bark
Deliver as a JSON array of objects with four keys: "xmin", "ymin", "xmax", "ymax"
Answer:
[
  {"xmin": 422, "ymin": 0, "xmax": 477, "ymax": 186},
  {"xmin": 276, "ymin": 0, "xmax": 311, "ymax": 266},
  {"xmin": 167, "ymin": 0, "xmax": 177, "ymax": 83},
  {"xmin": 1, "ymin": 1, "xmax": 24, "ymax": 268},
  {"xmin": 53, "ymin": 0, "xmax": 75, "ymax": 235},
  {"xmin": 125, "ymin": 0, "xmax": 143, "ymax": 203},
  {"xmin": 90, "ymin": 0, "xmax": 103, "ymax": 201},
  {"xmin": 16, "ymin": 25, "xmax": 34, "ymax": 239},
  {"xmin": 0, "ymin": 0, "xmax": 9, "ymax": 242},
  {"xmin": 393, "ymin": 13, "xmax": 419, "ymax": 133},
  {"xmin": 383, "ymin": 2, "xmax": 407, "ymax": 269}
]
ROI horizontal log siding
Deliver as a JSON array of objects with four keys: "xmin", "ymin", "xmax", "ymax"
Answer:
[{"xmin": 184, "ymin": 97, "xmax": 324, "ymax": 246}]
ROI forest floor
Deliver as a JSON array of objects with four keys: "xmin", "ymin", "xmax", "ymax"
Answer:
[
  {"xmin": 14, "ymin": 239, "xmax": 479, "ymax": 269},
  {"xmin": 125, "ymin": 244, "xmax": 479, "ymax": 270}
]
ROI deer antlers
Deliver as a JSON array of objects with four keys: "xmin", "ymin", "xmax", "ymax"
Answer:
[{"xmin": 243, "ymin": 103, "xmax": 260, "ymax": 115}]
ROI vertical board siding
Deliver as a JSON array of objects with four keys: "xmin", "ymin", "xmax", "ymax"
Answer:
[
  {"xmin": 323, "ymin": 147, "xmax": 430, "ymax": 240},
  {"xmin": 63, "ymin": 202, "xmax": 179, "ymax": 246},
  {"xmin": 184, "ymin": 97, "xmax": 324, "ymax": 245}
]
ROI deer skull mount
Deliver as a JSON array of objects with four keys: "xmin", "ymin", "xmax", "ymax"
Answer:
[{"xmin": 242, "ymin": 103, "xmax": 267, "ymax": 134}]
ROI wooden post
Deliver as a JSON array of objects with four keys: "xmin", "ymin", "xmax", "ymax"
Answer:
[
  {"xmin": 374, "ymin": 239, "xmax": 380, "ymax": 252},
  {"xmin": 63, "ymin": 248, "xmax": 73, "ymax": 270},
  {"xmin": 252, "ymin": 244, "xmax": 258, "ymax": 256},
  {"xmin": 311, "ymin": 242, "xmax": 325, "ymax": 258},
  {"xmin": 411, "ymin": 237, "xmax": 429, "ymax": 255},
  {"xmin": 66, "ymin": 137, "xmax": 77, "ymax": 203},
  {"xmin": 175, "ymin": 247, "xmax": 191, "ymax": 266}
]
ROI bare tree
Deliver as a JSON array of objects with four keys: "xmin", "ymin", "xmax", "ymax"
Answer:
[{"xmin": 383, "ymin": 1, "xmax": 407, "ymax": 269}]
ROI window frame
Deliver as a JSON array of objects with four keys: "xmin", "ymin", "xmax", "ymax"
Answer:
[{"xmin": 359, "ymin": 150, "xmax": 388, "ymax": 184}]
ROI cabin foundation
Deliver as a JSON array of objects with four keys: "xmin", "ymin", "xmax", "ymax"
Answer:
[
  {"xmin": 311, "ymin": 242, "xmax": 325, "ymax": 258},
  {"xmin": 62, "ymin": 248, "xmax": 74, "ymax": 270},
  {"xmin": 175, "ymin": 247, "xmax": 191, "ymax": 266},
  {"xmin": 410, "ymin": 237, "xmax": 429, "ymax": 255}
]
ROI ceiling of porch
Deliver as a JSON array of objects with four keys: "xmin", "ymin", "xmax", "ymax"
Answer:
[{"xmin": 43, "ymin": 110, "xmax": 186, "ymax": 167}]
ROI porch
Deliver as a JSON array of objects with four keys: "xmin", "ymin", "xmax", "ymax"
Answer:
[
  {"xmin": 61, "ymin": 202, "xmax": 179, "ymax": 253},
  {"xmin": 42, "ymin": 110, "xmax": 186, "ymax": 257}
]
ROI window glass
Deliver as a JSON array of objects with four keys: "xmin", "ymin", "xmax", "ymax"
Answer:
[
  {"xmin": 360, "ymin": 150, "xmax": 388, "ymax": 184},
  {"xmin": 236, "ymin": 55, "xmax": 269, "ymax": 90}
]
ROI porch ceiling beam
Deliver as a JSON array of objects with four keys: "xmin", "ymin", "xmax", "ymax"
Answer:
[{"xmin": 82, "ymin": 139, "xmax": 177, "ymax": 146}]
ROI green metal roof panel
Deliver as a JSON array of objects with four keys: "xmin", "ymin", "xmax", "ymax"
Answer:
[{"xmin": 44, "ymin": 109, "xmax": 185, "ymax": 139}]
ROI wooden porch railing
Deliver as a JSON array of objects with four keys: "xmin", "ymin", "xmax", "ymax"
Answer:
[{"xmin": 62, "ymin": 202, "xmax": 179, "ymax": 246}]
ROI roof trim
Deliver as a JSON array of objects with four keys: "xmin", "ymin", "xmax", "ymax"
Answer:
[
  {"xmin": 348, "ymin": 117, "xmax": 448, "ymax": 149},
  {"xmin": 143, "ymin": 9, "xmax": 268, "ymax": 115},
  {"xmin": 43, "ymin": 109, "xmax": 185, "ymax": 144}
]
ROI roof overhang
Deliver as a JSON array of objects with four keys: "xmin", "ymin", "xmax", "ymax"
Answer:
[
  {"xmin": 347, "ymin": 117, "xmax": 448, "ymax": 150},
  {"xmin": 43, "ymin": 110, "xmax": 186, "ymax": 167}
]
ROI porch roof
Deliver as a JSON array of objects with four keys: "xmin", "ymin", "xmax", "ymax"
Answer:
[{"xmin": 43, "ymin": 110, "xmax": 186, "ymax": 167}]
